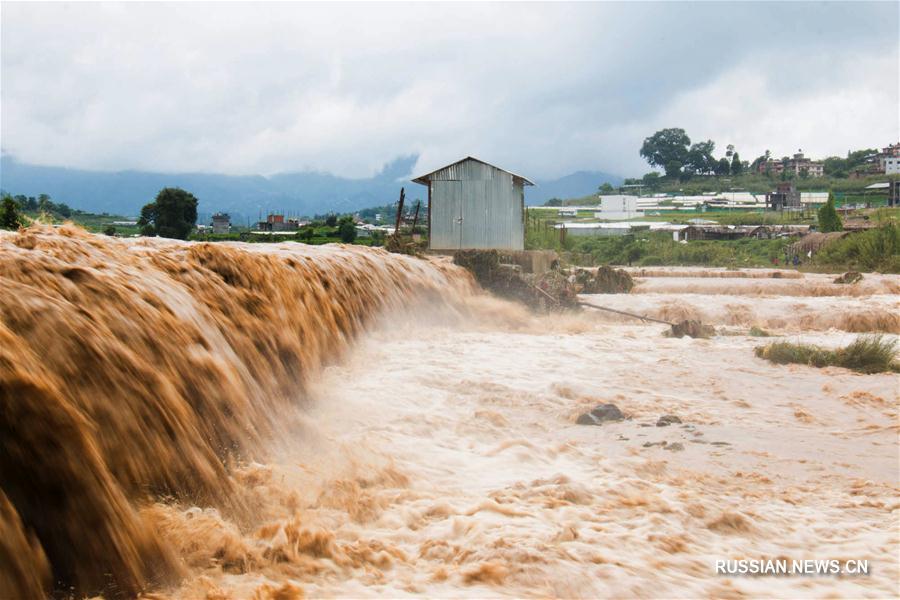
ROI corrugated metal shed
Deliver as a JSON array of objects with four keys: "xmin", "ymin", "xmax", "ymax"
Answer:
[{"xmin": 413, "ymin": 157, "xmax": 533, "ymax": 251}]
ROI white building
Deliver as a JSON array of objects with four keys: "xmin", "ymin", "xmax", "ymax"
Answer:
[
  {"xmin": 211, "ymin": 213, "xmax": 231, "ymax": 234},
  {"xmin": 799, "ymin": 192, "xmax": 830, "ymax": 205},
  {"xmin": 556, "ymin": 221, "xmax": 688, "ymax": 240},
  {"xmin": 594, "ymin": 195, "xmax": 642, "ymax": 220},
  {"xmin": 885, "ymin": 156, "xmax": 900, "ymax": 175}
]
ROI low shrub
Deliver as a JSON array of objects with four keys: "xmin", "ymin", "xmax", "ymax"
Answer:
[
  {"xmin": 814, "ymin": 223, "xmax": 900, "ymax": 273},
  {"xmin": 755, "ymin": 335, "xmax": 898, "ymax": 374}
]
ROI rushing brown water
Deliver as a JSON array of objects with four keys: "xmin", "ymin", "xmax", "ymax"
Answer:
[
  {"xmin": 0, "ymin": 225, "xmax": 471, "ymax": 598},
  {"xmin": 2, "ymin": 228, "xmax": 898, "ymax": 599}
]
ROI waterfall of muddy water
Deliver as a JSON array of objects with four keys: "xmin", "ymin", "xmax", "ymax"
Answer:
[
  {"xmin": 2, "ymin": 230, "xmax": 899, "ymax": 599},
  {"xmin": 0, "ymin": 225, "xmax": 474, "ymax": 598}
]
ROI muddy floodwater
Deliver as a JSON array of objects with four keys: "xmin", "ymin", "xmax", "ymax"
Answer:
[
  {"xmin": 172, "ymin": 272, "xmax": 899, "ymax": 598},
  {"xmin": 1, "ymin": 229, "xmax": 897, "ymax": 599}
]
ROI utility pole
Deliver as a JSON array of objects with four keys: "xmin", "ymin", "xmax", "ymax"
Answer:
[
  {"xmin": 393, "ymin": 187, "xmax": 405, "ymax": 236},
  {"xmin": 411, "ymin": 200, "xmax": 420, "ymax": 231}
]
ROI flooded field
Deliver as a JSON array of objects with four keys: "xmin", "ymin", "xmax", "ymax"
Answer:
[
  {"xmin": 1, "ymin": 229, "xmax": 897, "ymax": 598},
  {"xmin": 166, "ymin": 270, "xmax": 900, "ymax": 597}
]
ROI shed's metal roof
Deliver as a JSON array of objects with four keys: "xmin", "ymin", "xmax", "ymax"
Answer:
[{"xmin": 412, "ymin": 156, "xmax": 535, "ymax": 186}]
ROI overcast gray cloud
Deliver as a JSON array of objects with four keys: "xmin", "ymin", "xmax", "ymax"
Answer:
[{"xmin": 1, "ymin": 1, "xmax": 897, "ymax": 179}]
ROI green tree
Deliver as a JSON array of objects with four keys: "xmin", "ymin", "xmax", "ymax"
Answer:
[
  {"xmin": 324, "ymin": 214, "xmax": 338, "ymax": 227},
  {"xmin": 138, "ymin": 187, "xmax": 198, "ymax": 239},
  {"xmin": 817, "ymin": 191, "xmax": 843, "ymax": 233},
  {"xmin": 338, "ymin": 216, "xmax": 357, "ymax": 243},
  {"xmin": 640, "ymin": 128, "xmax": 690, "ymax": 177},
  {"xmin": 641, "ymin": 172, "xmax": 662, "ymax": 186},
  {"xmin": 138, "ymin": 203, "xmax": 157, "ymax": 236},
  {"xmin": 664, "ymin": 160, "xmax": 683, "ymax": 178},
  {"xmin": 730, "ymin": 152, "xmax": 743, "ymax": 175},
  {"xmin": 1, "ymin": 195, "xmax": 22, "ymax": 229},
  {"xmin": 715, "ymin": 158, "xmax": 731, "ymax": 176},
  {"xmin": 822, "ymin": 155, "xmax": 847, "ymax": 176},
  {"xmin": 623, "ymin": 242, "xmax": 645, "ymax": 266},
  {"xmin": 598, "ymin": 182, "xmax": 614, "ymax": 193},
  {"xmin": 298, "ymin": 226, "xmax": 315, "ymax": 243},
  {"xmin": 103, "ymin": 225, "xmax": 117, "ymax": 236},
  {"xmin": 37, "ymin": 194, "xmax": 52, "ymax": 213},
  {"xmin": 685, "ymin": 140, "xmax": 716, "ymax": 175}
]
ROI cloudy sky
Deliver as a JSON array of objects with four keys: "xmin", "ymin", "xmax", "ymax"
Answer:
[{"xmin": 1, "ymin": 2, "xmax": 897, "ymax": 179}]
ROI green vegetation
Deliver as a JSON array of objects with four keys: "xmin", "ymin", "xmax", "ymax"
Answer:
[
  {"xmin": 526, "ymin": 219, "xmax": 900, "ymax": 272},
  {"xmin": 354, "ymin": 202, "xmax": 400, "ymax": 223},
  {"xmin": 640, "ymin": 128, "xmax": 693, "ymax": 177},
  {"xmin": 528, "ymin": 225, "xmax": 793, "ymax": 268},
  {"xmin": 585, "ymin": 128, "xmax": 897, "ymax": 209},
  {"xmin": 822, "ymin": 148, "xmax": 881, "ymax": 178},
  {"xmin": 813, "ymin": 222, "xmax": 900, "ymax": 273},
  {"xmin": 0, "ymin": 189, "xmax": 399, "ymax": 248},
  {"xmin": 63, "ymin": 211, "xmax": 141, "ymax": 236},
  {"xmin": 1, "ymin": 196, "xmax": 22, "ymax": 229},
  {"xmin": 638, "ymin": 128, "xmax": 750, "ymax": 180},
  {"xmin": 817, "ymin": 191, "xmax": 843, "ymax": 232},
  {"xmin": 755, "ymin": 335, "xmax": 899, "ymax": 374},
  {"xmin": 731, "ymin": 152, "xmax": 743, "ymax": 175},
  {"xmin": 526, "ymin": 208, "xmax": 798, "ymax": 268},
  {"xmin": 635, "ymin": 127, "xmax": 892, "ymax": 186},
  {"xmin": 338, "ymin": 216, "xmax": 357, "ymax": 243},
  {"xmin": 619, "ymin": 235, "xmax": 791, "ymax": 268},
  {"xmin": 1, "ymin": 191, "xmax": 92, "ymax": 228},
  {"xmin": 2, "ymin": 192, "xmax": 76, "ymax": 217},
  {"xmin": 138, "ymin": 188, "xmax": 198, "ymax": 239}
]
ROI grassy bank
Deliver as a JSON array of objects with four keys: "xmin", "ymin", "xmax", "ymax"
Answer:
[
  {"xmin": 811, "ymin": 223, "xmax": 900, "ymax": 273},
  {"xmin": 527, "ymin": 227, "xmax": 793, "ymax": 268},
  {"xmin": 526, "ymin": 205, "xmax": 899, "ymax": 272}
]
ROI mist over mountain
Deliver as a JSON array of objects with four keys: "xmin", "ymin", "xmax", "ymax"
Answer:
[{"xmin": 0, "ymin": 154, "xmax": 621, "ymax": 220}]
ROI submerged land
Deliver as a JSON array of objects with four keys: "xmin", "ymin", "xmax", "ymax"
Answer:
[{"xmin": 1, "ymin": 227, "xmax": 897, "ymax": 598}]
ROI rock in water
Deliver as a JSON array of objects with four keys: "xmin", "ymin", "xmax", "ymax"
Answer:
[
  {"xmin": 453, "ymin": 250, "xmax": 577, "ymax": 312},
  {"xmin": 580, "ymin": 265, "xmax": 634, "ymax": 294},
  {"xmin": 576, "ymin": 413, "xmax": 599, "ymax": 425},
  {"xmin": 834, "ymin": 271, "xmax": 863, "ymax": 284},
  {"xmin": 668, "ymin": 320, "xmax": 714, "ymax": 339},
  {"xmin": 576, "ymin": 403, "xmax": 624, "ymax": 425},
  {"xmin": 656, "ymin": 415, "xmax": 682, "ymax": 427},
  {"xmin": 592, "ymin": 404, "xmax": 625, "ymax": 421}
]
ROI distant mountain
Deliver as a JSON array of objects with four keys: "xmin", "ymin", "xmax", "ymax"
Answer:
[
  {"xmin": 0, "ymin": 154, "xmax": 621, "ymax": 221},
  {"xmin": 528, "ymin": 170, "xmax": 622, "ymax": 205},
  {"xmin": 0, "ymin": 154, "xmax": 423, "ymax": 223}
]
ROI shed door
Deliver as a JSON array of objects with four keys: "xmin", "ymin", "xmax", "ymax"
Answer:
[
  {"xmin": 430, "ymin": 180, "xmax": 462, "ymax": 250},
  {"xmin": 461, "ymin": 180, "xmax": 489, "ymax": 248}
]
